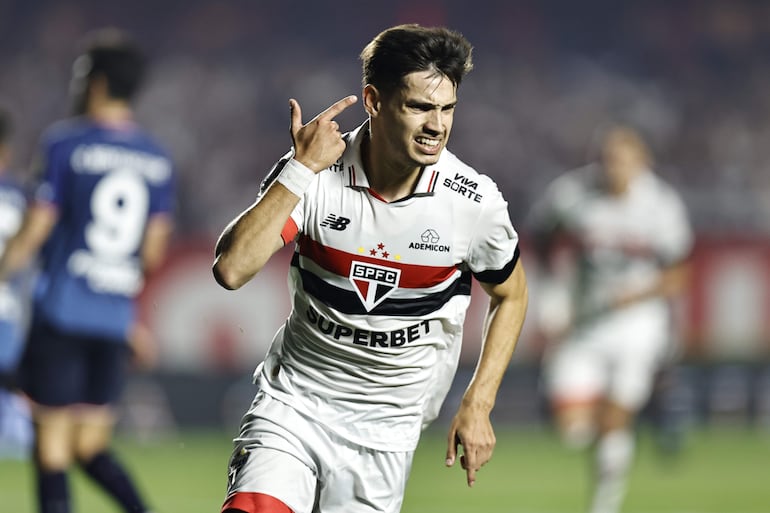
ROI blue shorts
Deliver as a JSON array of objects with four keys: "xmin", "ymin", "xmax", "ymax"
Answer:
[{"xmin": 19, "ymin": 319, "xmax": 129, "ymax": 407}]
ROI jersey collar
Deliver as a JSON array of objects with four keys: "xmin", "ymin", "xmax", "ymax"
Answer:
[{"xmin": 343, "ymin": 121, "xmax": 441, "ymax": 199}]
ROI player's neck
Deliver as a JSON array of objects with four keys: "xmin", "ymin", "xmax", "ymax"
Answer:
[
  {"xmin": 604, "ymin": 166, "xmax": 643, "ymax": 197},
  {"xmin": 362, "ymin": 131, "xmax": 422, "ymax": 202},
  {"xmin": 608, "ymin": 181, "xmax": 630, "ymax": 197},
  {"xmin": 87, "ymin": 99, "xmax": 134, "ymax": 126}
]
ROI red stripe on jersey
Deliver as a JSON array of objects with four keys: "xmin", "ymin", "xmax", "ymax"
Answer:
[
  {"xmin": 298, "ymin": 234, "xmax": 457, "ymax": 288},
  {"xmin": 427, "ymin": 170, "xmax": 437, "ymax": 192},
  {"xmin": 349, "ymin": 166, "xmax": 356, "ymax": 186},
  {"xmin": 367, "ymin": 188, "xmax": 388, "ymax": 203},
  {"xmin": 280, "ymin": 218, "xmax": 299, "ymax": 245},
  {"xmin": 550, "ymin": 394, "xmax": 602, "ymax": 410},
  {"xmin": 222, "ymin": 492, "xmax": 293, "ymax": 513}
]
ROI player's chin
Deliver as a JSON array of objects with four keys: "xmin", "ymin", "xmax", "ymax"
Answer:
[{"xmin": 412, "ymin": 150, "xmax": 443, "ymax": 167}]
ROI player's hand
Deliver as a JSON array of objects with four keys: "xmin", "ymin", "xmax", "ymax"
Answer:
[
  {"xmin": 289, "ymin": 95, "xmax": 357, "ymax": 172},
  {"xmin": 445, "ymin": 404, "xmax": 496, "ymax": 487},
  {"xmin": 610, "ymin": 287, "xmax": 643, "ymax": 310}
]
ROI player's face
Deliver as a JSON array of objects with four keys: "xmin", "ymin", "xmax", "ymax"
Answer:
[
  {"xmin": 376, "ymin": 70, "xmax": 457, "ymax": 171},
  {"xmin": 601, "ymin": 135, "xmax": 644, "ymax": 195}
]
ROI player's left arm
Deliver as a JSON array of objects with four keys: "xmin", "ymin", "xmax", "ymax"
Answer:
[
  {"xmin": 130, "ymin": 213, "xmax": 174, "ymax": 369},
  {"xmin": 446, "ymin": 261, "xmax": 528, "ymax": 487},
  {"xmin": 612, "ymin": 259, "xmax": 690, "ymax": 308},
  {"xmin": 0, "ymin": 202, "xmax": 57, "ymax": 281},
  {"xmin": 140, "ymin": 213, "xmax": 174, "ymax": 276},
  {"xmin": 613, "ymin": 189, "xmax": 693, "ymax": 309}
]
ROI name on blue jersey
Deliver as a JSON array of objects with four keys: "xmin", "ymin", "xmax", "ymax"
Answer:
[{"xmin": 71, "ymin": 144, "xmax": 171, "ymax": 183}]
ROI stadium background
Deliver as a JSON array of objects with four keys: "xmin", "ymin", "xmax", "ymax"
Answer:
[{"xmin": 1, "ymin": 1, "xmax": 769, "ymax": 512}]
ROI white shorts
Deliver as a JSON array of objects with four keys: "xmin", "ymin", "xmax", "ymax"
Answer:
[
  {"xmin": 543, "ymin": 308, "xmax": 671, "ymax": 410},
  {"xmin": 223, "ymin": 390, "xmax": 413, "ymax": 513}
]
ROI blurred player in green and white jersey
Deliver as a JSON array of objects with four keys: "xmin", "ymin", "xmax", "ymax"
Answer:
[{"xmin": 528, "ymin": 125, "xmax": 693, "ymax": 513}]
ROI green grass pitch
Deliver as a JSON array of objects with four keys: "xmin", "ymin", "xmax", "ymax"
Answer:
[{"xmin": 1, "ymin": 427, "xmax": 768, "ymax": 512}]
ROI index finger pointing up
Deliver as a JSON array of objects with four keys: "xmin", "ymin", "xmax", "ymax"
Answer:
[{"xmin": 318, "ymin": 95, "xmax": 358, "ymax": 121}]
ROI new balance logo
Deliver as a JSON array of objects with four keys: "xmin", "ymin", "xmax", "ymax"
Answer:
[{"xmin": 320, "ymin": 214, "xmax": 351, "ymax": 231}]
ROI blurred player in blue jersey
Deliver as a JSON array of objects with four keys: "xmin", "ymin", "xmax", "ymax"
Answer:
[
  {"xmin": 528, "ymin": 125, "xmax": 693, "ymax": 513},
  {"xmin": 214, "ymin": 24, "xmax": 528, "ymax": 513},
  {"xmin": 0, "ymin": 29, "xmax": 175, "ymax": 513},
  {"xmin": 0, "ymin": 108, "xmax": 34, "ymax": 459}
]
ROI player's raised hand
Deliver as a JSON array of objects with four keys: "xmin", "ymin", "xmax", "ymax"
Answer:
[{"xmin": 289, "ymin": 95, "xmax": 357, "ymax": 172}]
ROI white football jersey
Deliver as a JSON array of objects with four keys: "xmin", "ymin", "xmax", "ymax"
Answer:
[
  {"xmin": 530, "ymin": 164, "xmax": 693, "ymax": 327},
  {"xmin": 253, "ymin": 121, "xmax": 519, "ymax": 452}
]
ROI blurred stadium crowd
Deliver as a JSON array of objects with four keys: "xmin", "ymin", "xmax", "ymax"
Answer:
[{"xmin": 1, "ymin": 0, "xmax": 770, "ymax": 238}]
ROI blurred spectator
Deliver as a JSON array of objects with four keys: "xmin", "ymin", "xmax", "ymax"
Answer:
[{"xmin": 1, "ymin": 0, "xmax": 769, "ymax": 238}]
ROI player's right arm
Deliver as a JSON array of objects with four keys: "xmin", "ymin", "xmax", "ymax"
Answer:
[
  {"xmin": 212, "ymin": 95, "xmax": 356, "ymax": 290},
  {"xmin": 212, "ymin": 180, "xmax": 300, "ymax": 290}
]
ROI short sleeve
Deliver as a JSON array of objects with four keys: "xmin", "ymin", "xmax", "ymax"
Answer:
[
  {"xmin": 468, "ymin": 185, "xmax": 520, "ymax": 284},
  {"xmin": 148, "ymin": 159, "xmax": 176, "ymax": 217},
  {"xmin": 526, "ymin": 170, "xmax": 585, "ymax": 235},
  {"xmin": 33, "ymin": 136, "xmax": 68, "ymax": 208},
  {"xmin": 656, "ymin": 187, "xmax": 694, "ymax": 265}
]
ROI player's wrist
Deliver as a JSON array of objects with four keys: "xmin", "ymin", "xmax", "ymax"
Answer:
[
  {"xmin": 276, "ymin": 158, "xmax": 316, "ymax": 197},
  {"xmin": 460, "ymin": 394, "xmax": 495, "ymax": 414}
]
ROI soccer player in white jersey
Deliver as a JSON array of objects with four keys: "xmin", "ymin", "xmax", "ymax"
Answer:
[
  {"xmin": 213, "ymin": 24, "xmax": 529, "ymax": 513},
  {"xmin": 528, "ymin": 125, "xmax": 693, "ymax": 513}
]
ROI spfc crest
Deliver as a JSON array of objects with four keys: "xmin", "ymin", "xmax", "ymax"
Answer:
[{"xmin": 349, "ymin": 261, "xmax": 401, "ymax": 311}]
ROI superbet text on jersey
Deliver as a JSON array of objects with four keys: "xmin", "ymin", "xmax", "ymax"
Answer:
[
  {"xmin": 253, "ymin": 121, "xmax": 520, "ymax": 452},
  {"xmin": 31, "ymin": 118, "xmax": 175, "ymax": 341}
]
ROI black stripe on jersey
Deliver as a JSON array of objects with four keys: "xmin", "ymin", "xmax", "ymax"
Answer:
[
  {"xmin": 472, "ymin": 246, "xmax": 520, "ymax": 284},
  {"xmin": 414, "ymin": 169, "xmax": 439, "ymax": 196},
  {"xmin": 392, "ymin": 170, "xmax": 439, "ymax": 201},
  {"xmin": 292, "ymin": 253, "xmax": 472, "ymax": 316},
  {"xmin": 258, "ymin": 157, "xmax": 291, "ymax": 196}
]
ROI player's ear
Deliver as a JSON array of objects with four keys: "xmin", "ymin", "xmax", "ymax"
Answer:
[{"xmin": 362, "ymin": 84, "xmax": 381, "ymax": 117}]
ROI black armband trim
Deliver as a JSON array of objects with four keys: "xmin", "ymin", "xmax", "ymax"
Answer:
[
  {"xmin": 259, "ymin": 157, "xmax": 291, "ymax": 196},
  {"xmin": 472, "ymin": 246, "xmax": 520, "ymax": 284}
]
